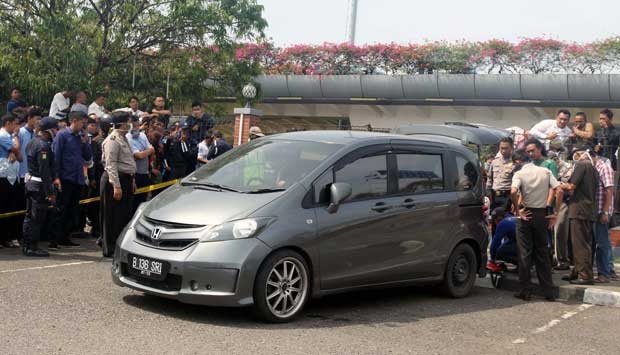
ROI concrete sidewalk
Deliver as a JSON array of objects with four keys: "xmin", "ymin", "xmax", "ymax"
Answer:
[{"xmin": 477, "ymin": 264, "xmax": 620, "ymax": 307}]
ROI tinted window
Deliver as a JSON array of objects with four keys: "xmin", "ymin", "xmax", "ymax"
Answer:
[
  {"xmin": 455, "ymin": 155, "xmax": 478, "ymax": 191},
  {"xmin": 335, "ymin": 155, "xmax": 387, "ymax": 201},
  {"xmin": 397, "ymin": 154, "xmax": 444, "ymax": 193}
]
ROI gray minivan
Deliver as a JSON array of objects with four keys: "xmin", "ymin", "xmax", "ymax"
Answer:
[{"xmin": 111, "ymin": 131, "xmax": 488, "ymax": 322}]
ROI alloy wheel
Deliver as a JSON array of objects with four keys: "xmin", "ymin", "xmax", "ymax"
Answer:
[{"xmin": 265, "ymin": 257, "xmax": 308, "ymax": 318}]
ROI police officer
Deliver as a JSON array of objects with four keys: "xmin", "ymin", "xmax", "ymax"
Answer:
[
  {"xmin": 100, "ymin": 111, "xmax": 136, "ymax": 257},
  {"xmin": 510, "ymin": 149, "xmax": 563, "ymax": 301},
  {"xmin": 486, "ymin": 136, "xmax": 515, "ymax": 211},
  {"xmin": 22, "ymin": 117, "xmax": 59, "ymax": 257}
]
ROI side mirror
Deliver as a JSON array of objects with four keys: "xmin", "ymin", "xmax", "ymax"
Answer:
[{"xmin": 327, "ymin": 182, "xmax": 352, "ymax": 214}]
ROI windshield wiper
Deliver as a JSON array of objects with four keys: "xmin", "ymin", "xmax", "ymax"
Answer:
[
  {"xmin": 245, "ymin": 188, "xmax": 286, "ymax": 194},
  {"xmin": 181, "ymin": 181, "xmax": 243, "ymax": 193}
]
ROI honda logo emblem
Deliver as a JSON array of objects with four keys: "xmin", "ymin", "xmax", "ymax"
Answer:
[{"xmin": 150, "ymin": 227, "xmax": 163, "ymax": 240}]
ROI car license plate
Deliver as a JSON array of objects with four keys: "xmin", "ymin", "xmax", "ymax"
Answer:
[{"xmin": 128, "ymin": 254, "xmax": 168, "ymax": 280}]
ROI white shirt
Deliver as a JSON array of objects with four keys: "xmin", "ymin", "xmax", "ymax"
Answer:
[
  {"xmin": 88, "ymin": 102, "xmax": 106, "ymax": 118},
  {"xmin": 529, "ymin": 119, "xmax": 572, "ymax": 145},
  {"xmin": 49, "ymin": 92, "xmax": 70, "ymax": 118},
  {"xmin": 197, "ymin": 141, "xmax": 211, "ymax": 166}
]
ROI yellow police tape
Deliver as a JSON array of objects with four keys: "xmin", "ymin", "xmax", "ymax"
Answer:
[{"xmin": 0, "ymin": 179, "xmax": 180, "ymax": 219}]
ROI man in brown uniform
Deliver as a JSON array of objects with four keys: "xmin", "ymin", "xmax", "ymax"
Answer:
[
  {"xmin": 486, "ymin": 136, "xmax": 515, "ymax": 211},
  {"xmin": 100, "ymin": 111, "xmax": 136, "ymax": 257},
  {"xmin": 511, "ymin": 149, "xmax": 562, "ymax": 301},
  {"xmin": 560, "ymin": 145, "xmax": 598, "ymax": 285}
]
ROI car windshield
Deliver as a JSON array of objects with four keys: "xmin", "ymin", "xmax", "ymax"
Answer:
[{"xmin": 188, "ymin": 139, "xmax": 343, "ymax": 193}]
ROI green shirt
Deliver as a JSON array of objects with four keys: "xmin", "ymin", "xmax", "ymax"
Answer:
[{"xmin": 533, "ymin": 159, "xmax": 558, "ymax": 179}]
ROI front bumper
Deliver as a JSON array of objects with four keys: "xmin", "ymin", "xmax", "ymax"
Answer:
[{"xmin": 111, "ymin": 229, "xmax": 272, "ymax": 307}]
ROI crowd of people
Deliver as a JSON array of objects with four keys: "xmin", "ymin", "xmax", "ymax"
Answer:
[
  {"xmin": 485, "ymin": 108, "xmax": 619, "ymax": 302},
  {"xmin": 1, "ymin": 87, "xmax": 619, "ymax": 297},
  {"xmin": 0, "ymin": 88, "xmax": 251, "ymax": 257}
]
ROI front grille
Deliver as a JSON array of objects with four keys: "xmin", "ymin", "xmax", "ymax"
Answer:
[
  {"xmin": 143, "ymin": 216, "xmax": 205, "ymax": 229},
  {"xmin": 135, "ymin": 231, "xmax": 198, "ymax": 251},
  {"xmin": 121, "ymin": 264, "xmax": 182, "ymax": 292}
]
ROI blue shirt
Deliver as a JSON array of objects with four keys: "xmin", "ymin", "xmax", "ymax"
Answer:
[
  {"xmin": 18, "ymin": 126, "xmax": 35, "ymax": 177},
  {"xmin": 127, "ymin": 131, "xmax": 151, "ymax": 174},
  {"xmin": 0, "ymin": 127, "xmax": 13, "ymax": 159},
  {"xmin": 52, "ymin": 128, "xmax": 92, "ymax": 185},
  {"xmin": 7, "ymin": 99, "xmax": 26, "ymax": 113},
  {"xmin": 495, "ymin": 214, "xmax": 517, "ymax": 241}
]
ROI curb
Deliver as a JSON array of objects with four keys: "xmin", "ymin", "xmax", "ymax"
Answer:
[
  {"xmin": 583, "ymin": 288, "xmax": 620, "ymax": 307},
  {"xmin": 476, "ymin": 275, "xmax": 620, "ymax": 304}
]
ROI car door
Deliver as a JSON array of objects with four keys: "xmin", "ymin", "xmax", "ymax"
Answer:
[
  {"xmin": 386, "ymin": 144, "xmax": 459, "ymax": 278},
  {"xmin": 315, "ymin": 144, "xmax": 426, "ymax": 290}
]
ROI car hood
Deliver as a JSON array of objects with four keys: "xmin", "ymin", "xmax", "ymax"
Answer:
[{"xmin": 142, "ymin": 184, "xmax": 282, "ymax": 226}]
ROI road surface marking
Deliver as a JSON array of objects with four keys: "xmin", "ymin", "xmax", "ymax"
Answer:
[
  {"xmin": 512, "ymin": 304, "xmax": 594, "ymax": 344},
  {"xmin": 0, "ymin": 261, "xmax": 95, "ymax": 274}
]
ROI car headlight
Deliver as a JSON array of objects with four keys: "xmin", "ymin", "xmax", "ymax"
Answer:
[{"xmin": 199, "ymin": 217, "xmax": 275, "ymax": 242}]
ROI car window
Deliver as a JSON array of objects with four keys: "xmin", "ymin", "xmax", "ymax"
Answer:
[
  {"xmin": 190, "ymin": 139, "xmax": 342, "ymax": 192},
  {"xmin": 455, "ymin": 154, "xmax": 478, "ymax": 191},
  {"xmin": 396, "ymin": 153, "xmax": 444, "ymax": 194},
  {"xmin": 335, "ymin": 154, "xmax": 387, "ymax": 201}
]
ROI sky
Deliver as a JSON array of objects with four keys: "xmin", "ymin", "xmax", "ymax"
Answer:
[{"xmin": 256, "ymin": 0, "xmax": 619, "ymax": 46}]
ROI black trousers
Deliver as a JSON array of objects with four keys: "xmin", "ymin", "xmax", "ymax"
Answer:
[
  {"xmin": 100, "ymin": 172, "xmax": 134, "ymax": 257},
  {"xmin": 0, "ymin": 178, "xmax": 20, "ymax": 243},
  {"xmin": 51, "ymin": 180, "xmax": 83, "ymax": 243},
  {"xmin": 87, "ymin": 179, "xmax": 100, "ymax": 236},
  {"xmin": 132, "ymin": 173, "xmax": 150, "ymax": 215},
  {"xmin": 516, "ymin": 208, "xmax": 555, "ymax": 296},
  {"xmin": 22, "ymin": 182, "xmax": 50, "ymax": 247},
  {"xmin": 14, "ymin": 180, "xmax": 25, "ymax": 239}
]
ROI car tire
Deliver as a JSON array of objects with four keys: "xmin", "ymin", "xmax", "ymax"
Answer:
[
  {"xmin": 253, "ymin": 249, "xmax": 310, "ymax": 323},
  {"xmin": 441, "ymin": 243, "xmax": 477, "ymax": 298}
]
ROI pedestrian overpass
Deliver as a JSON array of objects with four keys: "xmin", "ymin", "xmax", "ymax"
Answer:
[{"xmin": 213, "ymin": 74, "xmax": 620, "ymax": 131}]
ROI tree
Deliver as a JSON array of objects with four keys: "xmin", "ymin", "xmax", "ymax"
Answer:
[
  {"xmin": 0, "ymin": 0, "xmax": 267, "ymax": 109},
  {"xmin": 471, "ymin": 39, "xmax": 518, "ymax": 74},
  {"xmin": 513, "ymin": 38, "xmax": 564, "ymax": 74}
]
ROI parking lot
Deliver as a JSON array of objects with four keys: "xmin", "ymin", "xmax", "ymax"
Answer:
[{"xmin": 0, "ymin": 240, "xmax": 618, "ymax": 355}]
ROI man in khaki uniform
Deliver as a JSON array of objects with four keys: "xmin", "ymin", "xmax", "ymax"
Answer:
[
  {"xmin": 100, "ymin": 111, "xmax": 136, "ymax": 257},
  {"xmin": 511, "ymin": 149, "xmax": 563, "ymax": 301},
  {"xmin": 487, "ymin": 136, "xmax": 515, "ymax": 211}
]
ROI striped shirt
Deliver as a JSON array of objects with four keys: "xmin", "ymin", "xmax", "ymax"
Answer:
[{"xmin": 595, "ymin": 158, "xmax": 614, "ymax": 215}]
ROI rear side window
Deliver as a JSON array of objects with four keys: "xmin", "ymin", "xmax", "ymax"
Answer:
[
  {"xmin": 396, "ymin": 153, "xmax": 444, "ymax": 194},
  {"xmin": 335, "ymin": 154, "xmax": 388, "ymax": 201},
  {"xmin": 455, "ymin": 154, "xmax": 478, "ymax": 191}
]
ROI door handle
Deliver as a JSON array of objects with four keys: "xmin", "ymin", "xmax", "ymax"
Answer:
[
  {"xmin": 400, "ymin": 199, "xmax": 416, "ymax": 208},
  {"xmin": 371, "ymin": 202, "xmax": 392, "ymax": 212}
]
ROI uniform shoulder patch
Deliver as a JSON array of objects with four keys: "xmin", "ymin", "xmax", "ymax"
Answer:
[{"xmin": 110, "ymin": 135, "xmax": 116, "ymax": 140}]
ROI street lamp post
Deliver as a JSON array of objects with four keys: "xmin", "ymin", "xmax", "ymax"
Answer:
[
  {"xmin": 346, "ymin": 0, "xmax": 358, "ymax": 44},
  {"xmin": 233, "ymin": 83, "xmax": 262, "ymax": 147}
]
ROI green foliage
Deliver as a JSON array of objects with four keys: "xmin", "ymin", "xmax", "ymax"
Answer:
[{"xmin": 0, "ymin": 0, "xmax": 267, "ymax": 110}]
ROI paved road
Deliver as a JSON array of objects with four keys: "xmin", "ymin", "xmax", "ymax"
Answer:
[{"xmin": 1, "ymin": 239, "xmax": 618, "ymax": 355}]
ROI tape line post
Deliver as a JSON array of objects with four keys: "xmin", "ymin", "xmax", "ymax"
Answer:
[{"xmin": 0, "ymin": 179, "xmax": 180, "ymax": 219}]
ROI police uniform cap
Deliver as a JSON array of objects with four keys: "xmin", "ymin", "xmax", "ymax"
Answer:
[{"xmin": 39, "ymin": 116, "xmax": 59, "ymax": 131}]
